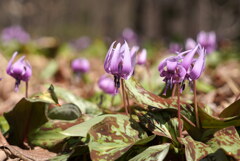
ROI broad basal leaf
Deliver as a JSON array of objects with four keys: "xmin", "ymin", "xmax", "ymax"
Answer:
[
  {"xmin": 129, "ymin": 143, "xmax": 170, "ymax": 161},
  {"xmin": 53, "ymin": 85, "xmax": 101, "ymax": 115},
  {"xmin": 180, "ymin": 136, "xmax": 213, "ymax": 161},
  {"xmin": 4, "ymin": 86, "xmax": 57, "ymax": 146},
  {"xmin": 207, "ymin": 126, "xmax": 240, "ymax": 160},
  {"xmin": 199, "ymin": 107, "xmax": 240, "ymax": 128},
  {"xmin": 88, "ymin": 115, "xmax": 148, "ymax": 161},
  {"xmin": 219, "ymin": 99, "xmax": 240, "ymax": 118},
  {"xmin": 48, "ymin": 103, "xmax": 81, "ymax": 120},
  {"xmin": 29, "ymin": 118, "xmax": 85, "ymax": 149}
]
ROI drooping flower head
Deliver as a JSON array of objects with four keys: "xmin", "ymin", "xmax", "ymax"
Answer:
[
  {"xmin": 98, "ymin": 75, "xmax": 118, "ymax": 95},
  {"xmin": 1, "ymin": 26, "xmax": 30, "ymax": 44},
  {"xmin": 104, "ymin": 41, "xmax": 136, "ymax": 89},
  {"xmin": 197, "ymin": 31, "xmax": 216, "ymax": 54},
  {"xmin": 71, "ymin": 58, "xmax": 90, "ymax": 74},
  {"xmin": 6, "ymin": 52, "xmax": 32, "ymax": 91},
  {"xmin": 158, "ymin": 44, "xmax": 206, "ymax": 94}
]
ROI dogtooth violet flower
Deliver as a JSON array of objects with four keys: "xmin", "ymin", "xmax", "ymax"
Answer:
[
  {"xmin": 104, "ymin": 41, "xmax": 136, "ymax": 89},
  {"xmin": 71, "ymin": 58, "xmax": 90, "ymax": 74},
  {"xmin": 98, "ymin": 75, "xmax": 118, "ymax": 95},
  {"xmin": 197, "ymin": 31, "xmax": 216, "ymax": 54},
  {"xmin": 158, "ymin": 45, "xmax": 206, "ymax": 94},
  {"xmin": 185, "ymin": 38, "xmax": 197, "ymax": 50},
  {"xmin": 6, "ymin": 52, "xmax": 32, "ymax": 91},
  {"xmin": 1, "ymin": 26, "xmax": 30, "ymax": 44},
  {"xmin": 169, "ymin": 43, "xmax": 182, "ymax": 53}
]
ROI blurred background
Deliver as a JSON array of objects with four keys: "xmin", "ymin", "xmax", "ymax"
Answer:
[{"xmin": 0, "ymin": 0, "xmax": 240, "ymax": 42}]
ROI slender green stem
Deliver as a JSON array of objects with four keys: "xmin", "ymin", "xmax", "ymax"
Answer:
[
  {"xmin": 193, "ymin": 80, "xmax": 200, "ymax": 128},
  {"xmin": 177, "ymin": 84, "xmax": 182, "ymax": 138},
  {"xmin": 121, "ymin": 79, "xmax": 128, "ymax": 115}
]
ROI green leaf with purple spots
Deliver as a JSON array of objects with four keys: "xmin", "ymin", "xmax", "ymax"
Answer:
[
  {"xmin": 29, "ymin": 118, "xmax": 85, "ymax": 149},
  {"xmin": 88, "ymin": 114, "xmax": 148, "ymax": 161},
  {"xmin": 206, "ymin": 126, "xmax": 240, "ymax": 160},
  {"xmin": 129, "ymin": 143, "xmax": 170, "ymax": 161}
]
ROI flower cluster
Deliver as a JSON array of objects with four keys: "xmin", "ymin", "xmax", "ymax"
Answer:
[
  {"xmin": 185, "ymin": 31, "xmax": 216, "ymax": 54},
  {"xmin": 6, "ymin": 52, "xmax": 32, "ymax": 91},
  {"xmin": 1, "ymin": 26, "xmax": 30, "ymax": 44},
  {"xmin": 158, "ymin": 45, "xmax": 206, "ymax": 94}
]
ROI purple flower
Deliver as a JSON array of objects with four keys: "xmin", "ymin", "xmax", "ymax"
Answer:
[
  {"xmin": 137, "ymin": 49, "xmax": 147, "ymax": 65},
  {"xmin": 98, "ymin": 75, "xmax": 117, "ymax": 95},
  {"xmin": 71, "ymin": 58, "xmax": 90, "ymax": 73},
  {"xmin": 104, "ymin": 41, "xmax": 135, "ymax": 88},
  {"xmin": 185, "ymin": 38, "xmax": 197, "ymax": 50},
  {"xmin": 70, "ymin": 36, "xmax": 91, "ymax": 51},
  {"xmin": 1, "ymin": 26, "xmax": 30, "ymax": 44},
  {"xmin": 121, "ymin": 28, "xmax": 138, "ymax": 46},
  {"xmin": 6, "ymin": 52, "xmax": 32, "ymax": 91},
  {"xmin": 169, "ymin": 43, "xmax": 182, "ymax": 53},
  {"xmin": 158, "ymin": 45, "xmax": 206, "ymax": 94},
  {"xmin": 197, "ymin": 31, "xmax": 216, "ymax": 54}
]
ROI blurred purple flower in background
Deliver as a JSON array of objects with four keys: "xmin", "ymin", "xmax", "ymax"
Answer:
[
  {"xmin": 104, "ymin": 41, "xmax": 136, "ymax": 88},
  {"xmin": 185, "ymin": 38, "xmax": 197, "ymax": 50},
  {"xmin": 71, "ymin": 58, "xmax": 90, "ymax": 74},
  {"xmin": 197, "ymin": 31, "xmax": 216, "ymax": 54},
  {"xmin": 158, "ymin": 44, "xmax": 206, "ymax": 94},
  {"xmin": 6, "ymin": 52, "xmax": 32, "ymax": 91},
  {"xmin": 70, "ymin": 36, "xmax": 91, "ymax": 51},
  {"xmin": 1, "ymin": 26, "xmax": 30, "ymax": 44},
  {"xmin": 98, "ymin": 75, "xmax": 117, "ymax": 95},
  {"xmin": 137, "ymin": 48, "xmax": 147, "ymax": 65},
  {"xmin": 185, "ymin": 31, "xmax": 217, "ymax": 54},
  {"xmin": 169, "ymin": 43, "xmax": 182, "ymax": 53},
  {"xmin": 121, "ymin": 28, "xmax": 138, "ymax": 46}
]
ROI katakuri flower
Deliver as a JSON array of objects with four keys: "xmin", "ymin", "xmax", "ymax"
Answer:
[
  {"xmin": 104, "ymin": 41, "xmax": 136, "ymax": 88},
  {"xmin": 1, "ymin": 26, "xmax": 30, "ymax": 44},
  {"xmin": 6, "ymin": 52, "xmax": 32, "ymax": 91},
  {"xmin": 98, "ymin": 75, "xmax": 117, "ymax": 95},
  {"xmin": 185, "ymin": 38, "xmax": 197, "ymax": 50},
  {"xmin": 197, "ymin": 31, "xmax": 216, "ymax": 54},
  {"xmin": 71, "ymin": 58, "xmax": 90, "ymax": 74}
]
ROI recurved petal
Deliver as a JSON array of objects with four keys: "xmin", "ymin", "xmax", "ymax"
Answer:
[
  {"xmin": 6, "ymin": 51, "xmax": 18, "ymax": 74},
  {"xmin": 189, "ymin": 48, "xmax": 206, "ymax": 80},
  {"xmin": 182, "ymin": 45, "xmax": 198, "ymax": 70},
  {"xmin": 22, "ymin": 61, "xmax": 32, "ymax": 81},
  {"xmin": 166, "ymin": 60, "xmax": 177, "ymax": 71}
]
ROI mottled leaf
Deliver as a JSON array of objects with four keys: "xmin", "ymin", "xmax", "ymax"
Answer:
[
  {"xmin": 29, "ymin": 118, "xmax": 84, "ymax": 149},
  {"xmin": 133, "ymin": 108, "xmax": 180, "ymax": 145},
  {"xmin": 4, "ymin": 96, "xmax": 55, "ymax": 145},
  {"xmin": 129, "ymin": 143, "xmax": 170, "ymax": 161},
  {"xmin": 48, "ymin": 103, "xmax": 81, "ymax": 120},
  {"xmin": 219, "ymin": 99, "xmax": 240, "ymax": 118},
  {"xmin": 53, "ymin": 85, "xmax": 101, "ymax": 115},
  {"xmin": 207, "ymin": 126, "xmax": 240, "ymax": 160},
  {"xmin": 88, "ymin": 115, "xmax": 148, "ymax": 161},
  {"xmin": 199, "ymin": 107, "xmax": 240, "ymax": 128},
  {"xmin": 49, "ymin": 153, "xmax": 71, "ymax": 161},
  {"xmin": 62, "ymin": 114, "xmax": 118, "ymax": 137},
  {"xmin": 180, "ymin": 136, "xmax": 213, "ymax": 161},
  {"xmin": 124, "ymin": 78, "xmax": 178, "ymax": 110}
]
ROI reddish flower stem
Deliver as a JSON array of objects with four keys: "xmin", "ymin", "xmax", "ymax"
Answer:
[
  {"xmin": 177, "ymin": 84, "xmax": 183, "ymax": 138},
  {"xmin": 172, "ymin": 84, "xmax": 176, "ymax": 97},
  {"xmin": 193, "ymin": 80, "xmax": 200, "ymax": 128},
  {"xmin": 25, "ymin": 81, "xmax": 28, "ymax": 98},
  {"xmin": 121, "ymin": 79, "xmax": 129, "ymax": 115}
]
